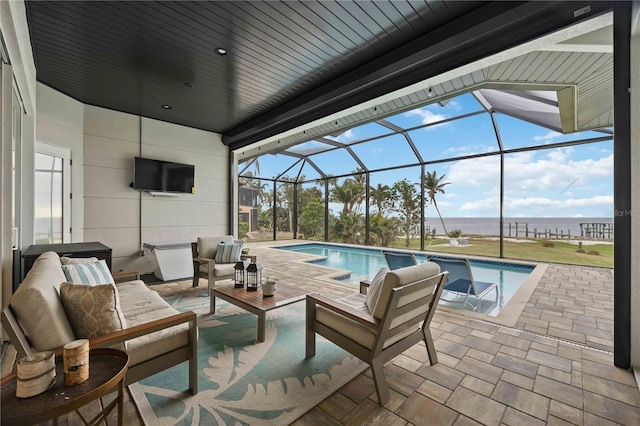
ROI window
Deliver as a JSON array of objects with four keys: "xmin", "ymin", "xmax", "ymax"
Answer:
[{"xmin": 34, "ymin": 143, "xmax": 71, "ymax": 244}]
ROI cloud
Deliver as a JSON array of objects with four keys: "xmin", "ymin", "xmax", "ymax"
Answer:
[
  {"xmin": 447, "ymin": 150, "xmax": 612, "ymax": 192},
  {"xmin": 458, "ymin": 194, "xmax": 613, "ymax": 214},
  {"xmin": 533, "ymin": 131, "xmax": 562, "ymax": 143},
  {"xmin": 404, "ymin": 108, "xmax": 448, "ymax": 127},
  {"xmin": 325, "ymin": 129, "xmax": 356, "ymax": 143}
]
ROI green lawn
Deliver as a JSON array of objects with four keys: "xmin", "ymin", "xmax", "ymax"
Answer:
[{"xmin": 388, "ymin": 237, "xmax": 613, "ymax": 268}]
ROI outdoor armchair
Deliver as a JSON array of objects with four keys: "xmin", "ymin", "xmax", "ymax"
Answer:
[
  {"xmin": 305, "ymin": 262, "xmax": 447, "ymax": 405},
  {"xmin": 191, "ymin": 236, "xmax": 256, "ymax": 312}
]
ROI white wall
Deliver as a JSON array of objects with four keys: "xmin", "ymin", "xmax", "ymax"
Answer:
[
  {"xmin": 82, "ymin": 105, "xmax": 229, "ymax": 273},
  {"xmin": 36, "ymin": 86, "xmax": 229, "ymax": 275},
  {"xmin": 35, "ymin": 83, "xmax": 85, "ymax": 242}
]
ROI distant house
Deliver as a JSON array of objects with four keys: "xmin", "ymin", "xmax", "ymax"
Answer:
[{"xmin": 239, "ymin": 181, "xmax": 259, "ymax": 233}]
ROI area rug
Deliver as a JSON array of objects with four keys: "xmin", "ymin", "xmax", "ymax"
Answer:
[{"xmin": 128, "ymin": 292, "xmax": 367, "ymax": 425}]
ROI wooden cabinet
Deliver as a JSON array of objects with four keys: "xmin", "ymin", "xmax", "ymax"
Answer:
[{"xmin": 22, "ymin": 242, "xmax": 112, "ymax": 278}]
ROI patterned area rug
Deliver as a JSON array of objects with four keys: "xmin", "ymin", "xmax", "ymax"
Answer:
[{"xmin": 128, "ymin": 293, "xmax": 366, "ymax": 425}]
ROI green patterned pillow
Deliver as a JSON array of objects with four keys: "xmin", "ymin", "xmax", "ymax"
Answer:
[
  {"xmin": 60, "ymin": 283, "xmax": 127, "ymax": 338},
  {"xmin": 214, "ymin": 242, "xmax": 243, "ymax": 264},
  {"xmin": 61, "ymin": 259, "xmax": 114, "ymax": 285}
]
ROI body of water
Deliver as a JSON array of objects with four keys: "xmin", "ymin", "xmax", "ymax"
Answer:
[
  {"xmin": 276, "ymin": 243, "xmax": 535, "ymax": 316},
  {"xmin": 423, "ymin": 217, "xmax": 613, "ymax": 238}
]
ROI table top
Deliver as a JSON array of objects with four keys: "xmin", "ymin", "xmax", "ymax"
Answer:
[
  {"xmin": 1, "ymin": 348, "xmax": 128, "ymax": 425},
  {"xmin": 212, "ymin": 282, "xmax": 311, "ymax": 311}
]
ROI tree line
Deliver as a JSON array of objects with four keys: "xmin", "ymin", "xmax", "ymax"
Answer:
[{"xmin": 241, "ymin": 169, "xmax": 450, "ymax": 247}]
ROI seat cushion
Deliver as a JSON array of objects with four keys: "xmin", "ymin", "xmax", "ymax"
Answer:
[
  {"xmin": 316, "ymin": 305, "xmax": 376, "ymax": 349},
  {"xmin": 116, "ymin": 280, "xmax": 191, "ymax": 366},
  {"xmin": 60, "ymin": 282, "xmax": 127, "ymax": 338},
  {"xmin": 372, "ymin": 262, "xmax": 440, "ymax": 319},
  {"xmin": 316, "ymin": 293, "xmax": 418, "ymax": 350},
  {"xmin": 61, "ymin": 259, "xmax": 115, "ymax": 285},
  {"xmin": 198, "ymin": 236, "xmax": 234, "ymax": 259},
  {"xmin": 214, "ymin": 262, "xmax": 236, "ymax": 277}
]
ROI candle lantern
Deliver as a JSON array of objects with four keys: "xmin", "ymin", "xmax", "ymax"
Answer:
[
  {"xmin": 234, "ymin": 261, "xmax": 246, "ymax": 288},
  {"xmin": 246, "ymin": 262, "xmax": 262, "ymax": 291}
]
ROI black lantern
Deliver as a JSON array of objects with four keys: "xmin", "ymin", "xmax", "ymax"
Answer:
[
  {"xmin": 246, "ymin": 262, "xmax": 262, "ymax": 291},
  {"xmin": 234, "ymin": 261, "xmax": 246, "ymax": 288}
]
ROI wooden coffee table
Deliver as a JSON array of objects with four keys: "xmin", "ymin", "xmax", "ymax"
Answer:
[
  {"xmin": 1, "ymin": 348, "xmax": 129, "ymax": 425},
  {"xmin": 211, "ymin": 283, "xmax": 312, "ymax": 342}
]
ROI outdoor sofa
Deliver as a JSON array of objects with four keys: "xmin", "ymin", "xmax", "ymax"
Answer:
[{"xmin": 1, "ymin": 251, "xmax": 198, "ymax": 394}]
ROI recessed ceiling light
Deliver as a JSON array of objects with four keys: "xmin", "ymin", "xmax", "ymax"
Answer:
[
  {"xmin": 161, "ymin": 104, "xmax": 172, "ymax": 109},
  {"xmin": 216, "ymin": 48, "xmax": 227, "ymax": 55}
]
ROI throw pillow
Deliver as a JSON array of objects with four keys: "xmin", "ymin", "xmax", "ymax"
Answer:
[
  {"xmin": 214, "ymin": 242, "xmax": 243, "ymax": 264},
  {"xmin": 60, "ymin": 283, "xmax": 127, "ymax": 338},
  {"xmin": 365, "ymin": 267, "xmax": 389, "ymax": 313},
  {"xmin": 61, "ymin": 259, "xmax": 114, "ymax": 285}
]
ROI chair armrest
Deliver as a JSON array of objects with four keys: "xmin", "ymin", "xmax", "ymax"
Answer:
[
  {"xmin": 306, "ymin": 294, "xmax": 379, "ymax": 329},
  {"xmin": 112, "ymin": 270, "xmax": 140, "ymax": 283},
  {"xmin": 241, "ymin": 254, "xmax": 257, "ymax": 263},
  {"xmin": 359, "ymin": 280, "xmax": 371, "ymax": 295},
  {"xmin": 194, "ymin": 257, "xmax": 215, "ymax": 265},
  {"xmin": 51, "ymin": 311, "xmax": 198, "ymax": 356}
]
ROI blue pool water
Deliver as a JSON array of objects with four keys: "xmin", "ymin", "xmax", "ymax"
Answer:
[{"xmin": 275, "ymin": 243, "xmax": 535, "ymax": 316}]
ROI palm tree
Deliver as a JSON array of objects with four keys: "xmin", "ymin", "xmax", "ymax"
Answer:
[
  {"xmin": 370, "ymin": 183, "xmax": 392, "ymax": 214},
  {"xmin": 423, "ymin": 170, "xmax": 450, "ymax": 236},
  {"xmin": 330, "ymin": 180, "xmax": 365, "ymax": 214}
]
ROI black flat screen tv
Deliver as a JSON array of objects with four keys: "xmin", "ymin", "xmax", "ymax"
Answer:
[{"xmin": 133, "ymin": 157, "xmax": 195, "ymax": 194}]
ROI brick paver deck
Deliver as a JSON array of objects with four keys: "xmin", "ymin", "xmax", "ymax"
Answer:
[{"xmin": 75, "ymin": 240, "xmax": 637, "ymax": 425}]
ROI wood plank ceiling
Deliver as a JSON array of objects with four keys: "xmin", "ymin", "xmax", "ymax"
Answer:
[{"xmin": 26, "ymin": 1, "xmax": 611, "ymax": 150}]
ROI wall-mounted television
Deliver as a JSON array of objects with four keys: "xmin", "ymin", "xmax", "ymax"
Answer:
[{"xmin": 132, "ymin": 157, "xmax": 195, "ymax": 194}]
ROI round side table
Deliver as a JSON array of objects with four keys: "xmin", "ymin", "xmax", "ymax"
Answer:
[{"xmin": 1, "ymin": 348, "xmax": 129, "ymax": 426}]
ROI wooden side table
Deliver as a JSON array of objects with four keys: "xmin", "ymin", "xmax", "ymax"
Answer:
[{"xmin": 1, "ymin": 348, "xmax": 129, "ymax": 425}]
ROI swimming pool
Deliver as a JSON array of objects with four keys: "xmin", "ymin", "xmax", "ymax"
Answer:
[{"xmin": 275, "ymin": 243, "xmax": 537, "ymax": 317}]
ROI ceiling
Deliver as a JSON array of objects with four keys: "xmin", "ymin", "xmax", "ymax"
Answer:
[{"xmin": 26, "ymin": 1, "xmax": 613, "ymax": 151}]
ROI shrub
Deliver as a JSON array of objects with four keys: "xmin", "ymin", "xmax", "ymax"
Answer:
[
  {"xmin": 238, "ymin": 222, "xmax": 249, "ymax": 239},
  {"xmin": 576, "ymin": 248, "xmax": 586, "ymax": 253},
  {"xmin": 448, "ymin": 229, "xmax": 463, "ymax": 238},
  {"xmin": 542, "ymin": 241, "xmax": 555, "ymax": 248},
  {"xmin": 588, "ymin": 250, "xmax": 600, "ymax": 256}
]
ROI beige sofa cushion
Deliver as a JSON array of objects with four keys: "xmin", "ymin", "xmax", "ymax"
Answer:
[
  {"xmin": 372, "ymin": 262, "xmax": 440, "ymax": 319},
  {"xmin": 198, "ymin": 235, "xmax": 234, "ymax": 259},
  {"xmin": 10, "ymin": 252, "xmax": 76, "ymax": 351},
  {"xmin": 116, "ymin": 280, "xmax": 190, "ymax": 366},
  {"xmin": 60, "ymin": 283, "xmax": 127, "ymax": 338}
]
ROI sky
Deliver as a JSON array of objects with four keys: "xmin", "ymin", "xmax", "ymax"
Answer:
[{"xmin": 242, "ymin": 93, "xmax": 613, "ymax": 219}]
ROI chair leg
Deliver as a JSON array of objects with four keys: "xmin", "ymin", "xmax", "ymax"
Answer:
[
  {"xmin": 370, "ymin": 358, "xmax": 390, "ymax": 405},
  {"xmin": 192, "ymin": 274, "xmax": 199, "ymax": 287},
  {"xmin": 305, "ymin": 298, "xmax": 316, "ymax": 358},
  {"xmin": 422, "ymin": 327, "xmax": 438, "ymax": 365},
  {"xmin": 209, "ymin": 279, "xmax": 216, "ymax": 314}
]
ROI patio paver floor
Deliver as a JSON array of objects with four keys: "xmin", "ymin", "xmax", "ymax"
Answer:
[{"xmin": 23, "ymin": 240, "xmax": 634, "ymax": 425}]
